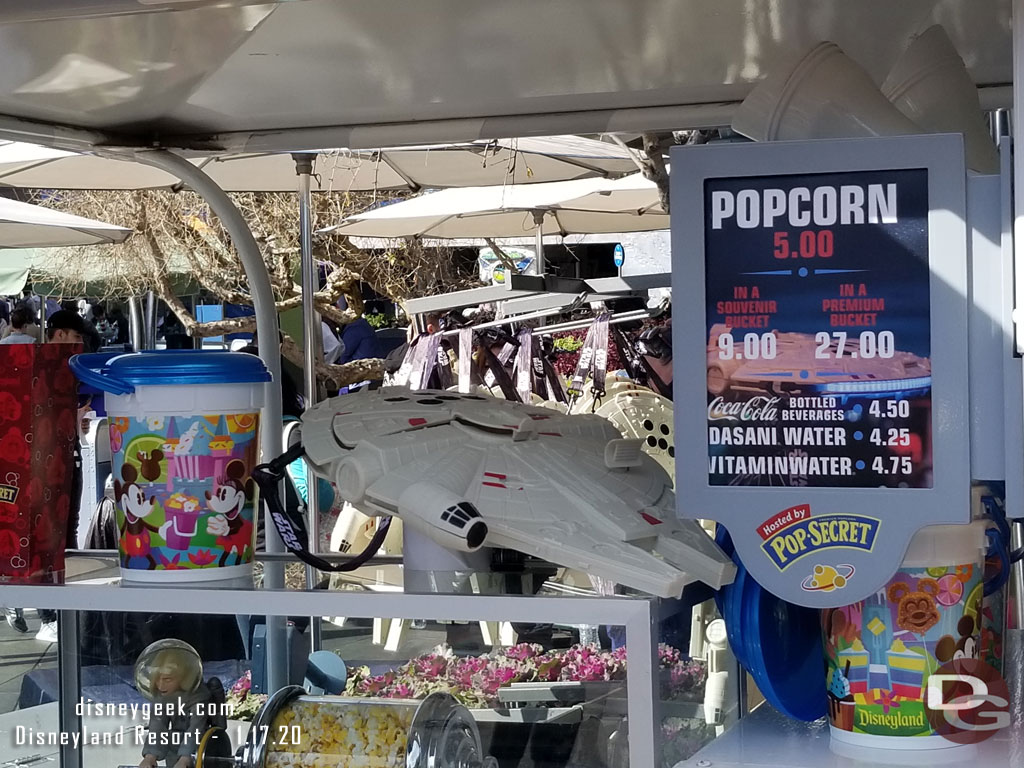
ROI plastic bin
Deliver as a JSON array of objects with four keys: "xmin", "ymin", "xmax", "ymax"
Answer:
[{"xmin": 821, "ymin": 521, "xmax": 989, "ymax": 749}]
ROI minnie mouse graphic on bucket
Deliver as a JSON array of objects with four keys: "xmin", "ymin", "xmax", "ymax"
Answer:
[{"xmin": 204, "ymin": 460, "xmax": 254, "ymax": 567}]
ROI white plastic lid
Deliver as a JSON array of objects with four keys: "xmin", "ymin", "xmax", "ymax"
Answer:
[{"xmin": 900, "ymin": 521, "xmax": 988, "ymax": 568}]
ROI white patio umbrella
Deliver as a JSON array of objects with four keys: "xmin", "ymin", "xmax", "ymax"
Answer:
[
  {"xmin": 0, "ymin": 196, "xmax": 131, "ymax": 247},
  {"xmin": 554, "ymin": 170, "xmax": 666, "ymax": 214},
  {"xmin": 320, "ymin": 172, "xmax": 667, "ymax": 240},
  {"xmin": 0, "ymin": 135, "xmax": 642, "ymax": 192}
]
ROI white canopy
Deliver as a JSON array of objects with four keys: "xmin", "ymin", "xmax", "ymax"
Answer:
[
  {"xmin": 0, "ymin": 197, "xmax": 131, "ymax": 247},
  {"xmin": 0, "ymin": 136, "xmax": 642, "ymax": 192},
  {"xmin": 322, "ymin": 173, "xmax": 666, "ymax": 239},
  {"xmin": 0, "ymin": 2, "xmax": 1008, "ymax": 153}
]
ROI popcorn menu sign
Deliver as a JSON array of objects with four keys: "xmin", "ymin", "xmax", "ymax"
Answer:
[{"xmin": 672, "ymin": 135, "xmax": 972, "ymax": 607}]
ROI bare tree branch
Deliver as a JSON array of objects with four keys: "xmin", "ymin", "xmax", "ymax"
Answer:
[
  {"xmin": 30, "ymin": 186, "xmax": 480, "ymax": 387},
  {"xmin": 280, "ymin": 335, "xmax": 384, "ymax": 387},
  {"xmin": 640, "ymin": 132, "xmax": 672, "ymax": 215}
]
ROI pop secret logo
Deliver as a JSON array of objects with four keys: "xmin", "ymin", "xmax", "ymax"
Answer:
[
  {"xmin": 0, "ymin": 474, "xmax": 18, "ymax": 504},
  {"xmin": 759, "ymin": 504, "xmax": 879, "ymax": 570}
]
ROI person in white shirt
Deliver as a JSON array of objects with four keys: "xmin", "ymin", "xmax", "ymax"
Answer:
[
  {"xmin": 322, "ymin": 321, "xmax": 344, "ymax": 365},
  {"xmin": 0, "ymin": 306, "xmax": 40, "ymax": 344}
]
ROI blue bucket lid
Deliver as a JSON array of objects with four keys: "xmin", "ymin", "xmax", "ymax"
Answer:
[
  {"xmin": 741, "ymin": 569, "xmax": 827, "ymax": 722},
  {"xmin": 70, "ymin": 350, "xmax": 271, "ymax": 395}
]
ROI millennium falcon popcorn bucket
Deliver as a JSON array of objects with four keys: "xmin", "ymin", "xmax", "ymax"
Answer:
[
  {"xmin": 71, "ymin": 351, "xmax": 269, "ymax": 585},
  {"xmin": 251, "ymin": 386, "xmax": 736, "ymax": 598},
  {"xmin": 820, "ymin": 522, "xmax": 991, "ymax": 749}
]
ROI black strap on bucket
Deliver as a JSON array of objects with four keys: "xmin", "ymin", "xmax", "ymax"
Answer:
[
  {"xmin": 567, "ymin": 313, "xmax": 610, "ymax": 410},
  {"xmin": 532, "ymin": 336, "xmax": 567, "ymax": 403},
  {"xmin": 480, "ymin": 341, "xmax": 522, "ymax": 402},
  {"xmin": 252, "ymin": 444, "xmax": 391, "ymax": 573},
  {"xmin": 610, "ymin": 325, "xmax": 669, "ymax": 397}
]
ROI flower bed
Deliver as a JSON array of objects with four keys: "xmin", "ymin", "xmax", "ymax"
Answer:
[
  {"xmin": 225, "ymin": 670, "xmax": 268, "ymax": 721},
  {"xmin": 344, "ymin": 642, "xmax": 706, "ymax": 708},
  {"xmin": 226, "ymin": 644, "xmax": 712, "ymax": 767}
]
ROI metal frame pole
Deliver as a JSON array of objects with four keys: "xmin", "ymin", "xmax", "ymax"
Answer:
[
  {"xmin": 145, "ymin": 290, "xmax": 157, "ymax": 348},
  {"xmin": 57, "ymin": 610, "xmax": 81, "ymax": 768},
  {"xmin": 294, "ymin": 153, "xmax": 323, "ymax": 652},
  {"xmin": 134, "ymin": 149, "xmax": 289, "ymax": 692},
  {"xmin": 128, "ymin": 296, "xmax": 144, "ymax": 351},
  {"xmin": 625, "ymin": 599, "xmax": 660, "ymax": 768},
  {"xmin": 532, "ymin": 210, "xmax": 545, "ymax": 275},
  {"xmin": 1014, "ymin": 0, "xmax": 1024, "ymax": 354}
]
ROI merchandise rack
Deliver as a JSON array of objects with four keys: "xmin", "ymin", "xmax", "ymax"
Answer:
[{"xmin": 3, "ymin": 560, "xmax": 663, "ymax": 768}]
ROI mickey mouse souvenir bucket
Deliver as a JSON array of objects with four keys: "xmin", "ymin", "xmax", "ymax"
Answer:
[
  {"xmin": 71, "ymin": 351, "xmax": 269, "ymax": 585},
  {"xmin": 821, "ymin": 521, "xmax": 990, "ymax": 749}
]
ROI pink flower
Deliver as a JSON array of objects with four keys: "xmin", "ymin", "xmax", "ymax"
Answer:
[
  {"xmin": 230, "ymin": 671, "xmax": 252, "ymax": 695},
  {"xmin": 504, "ymin": 643, "xmax": 543, "ymax": 661},
  {"xmin": 156, "ymin": 552, "xmax": 186, "ymax": 570},
  {"xmin": 659, "ymin": 643, "xmax": 682, "ymax": 667},
  {"xmin": 189, "ymin": 549, "xmax": 217, "ymax": 566},
  {"xmin": 413, "ymin": 654, "xmax": 448, "ymax": 677},
  {"xmin": 872, "ymin": 689, "xmax": 900, "ymax": 714}
]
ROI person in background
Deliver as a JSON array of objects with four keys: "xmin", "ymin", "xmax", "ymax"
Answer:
[
  {"xmin": 383, "ymin": 312, "xmax": 439, "ymax": 375},
  {"xmin": 162, "ymin": 312, "xmax": 193, "ymax": 350},
  {"xmin": 23, "ymin": 287, "xmax": 60, "ymax": 323},
  {"xmin": 46, "ymin": 309, "xmax": 86, "ymax": 344},
  {"xmin": 92, "ymin": 304, "xmax": 116, "ymax": 347},
  {"xmin": 108, "ymin": 306, "xmax": 130, "ymax": 346},
  {"xmin": 0, "ymin": 306, "xmax": 39, "ymax": 344},
  {"xmin": 0, "ymin": 299, "xmax": 9, "ymax": 338},
  {"xmin": 322, "ymin": 321, "xmax": 343, "ymax": 365},
  {"xmin": 336, "ymin": 297, "xmax": 382, "ymax": 365},
  {"xmin": 32, "ymin": 309, "xmax": 90, "ymax": 643},
  {"xmin": 76, "ymin": 306, "xmax": 102, "ymax": 352}
]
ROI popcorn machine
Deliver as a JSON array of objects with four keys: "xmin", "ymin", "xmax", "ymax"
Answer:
[{"xmin": 190, "ymin": 688, "xmax": 497, "ymax": 768}]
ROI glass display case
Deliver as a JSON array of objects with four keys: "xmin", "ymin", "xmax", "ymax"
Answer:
[{"xmin": 0, "ymin": 551, "xmax": 733, "ymax": 768}]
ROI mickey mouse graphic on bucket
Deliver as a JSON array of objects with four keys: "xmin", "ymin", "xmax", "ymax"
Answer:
[{"xmin": 71, "ymin": 351, "xmax": 269, "ymax": 585}]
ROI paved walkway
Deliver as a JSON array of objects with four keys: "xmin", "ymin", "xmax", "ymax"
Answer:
[{"xmin": 0, "ymin": 609, "xmax": 57, "ymax": 715}]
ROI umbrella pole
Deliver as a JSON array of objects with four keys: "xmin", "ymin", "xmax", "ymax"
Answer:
[
  {"xmin": 135, "ymin": 149, "xmax": 288, "ymax": 692},
  {"xmin": 294, "ymin": 154, "xmax": 322, "ymax": 652},
  {"xmin": 533, "ymin": 211, "xmax": 546, "ymax": 327},
  {"xmin": 532, "ymin": 210, "xmax": 545, "ymax": 275}
]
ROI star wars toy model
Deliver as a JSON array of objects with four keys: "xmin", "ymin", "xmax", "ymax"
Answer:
[{"xmin": 298, "ymin": 387, "xmax": 734, "ymax": 598}]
